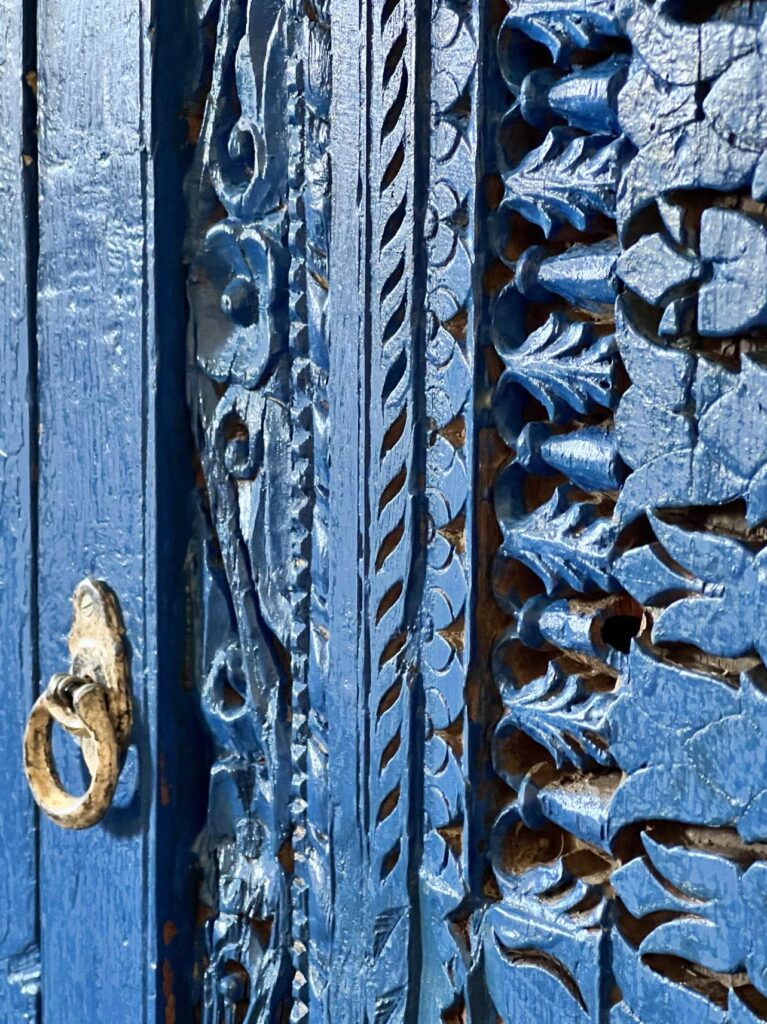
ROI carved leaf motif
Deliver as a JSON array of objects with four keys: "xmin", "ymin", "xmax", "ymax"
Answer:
[
  {"xmin": 484, "ymin": 805, "xmax": 609, "ymax": 1023},
  {"xmin": 622, "ymin": 2, "xmax": 760, "ymax": 88},
  {"xmin": 606, "ymin": 645, "xmax": 767, "ymax": 842},
  {"xmin": 613, "ymin": 834, "xmax": 757, "ymax": 979},
  {"xmin": 612, "ymin": 834, "xmax": 767, "ymax": 1012},
  {"xmin": 617, "ymin": 232, "xmax": 703, "ymax": 308},
  {"xmin": 614, "ymin": 305, "xmax": 767, "ymax": 527},
  {"xmin": 499, "ymin": 483, "xmax": 619, "ymax": 595},
  {"xmin": 484, "ymin": 929, "xmax": 593, "ymax": 1024},
  {"xmin": 611, "ymin": 928, "xmax": 740, "ymax": 1024},
  {"xmin": 616, "ymin": 516, "xmax": 767, "ymax": 662},
  {"xmin": 698, "ymin": 208, "xmax": 767, "ymax": 336},
  {"xmin": 504, "ymin": 662, "xmax": 615, "ymax": 770},
  {"xmin": 503, "ymin": 128, "xmax": 624, "ymax": 236},
  {"xmin": 497, "ymin": 312, "xmax": 617, "ymax": 421}
]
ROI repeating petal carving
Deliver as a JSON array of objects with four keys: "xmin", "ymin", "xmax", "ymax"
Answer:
[
  {"xmin": 487, "ymin": 2, "xmax": 767, "ymax": 1022},
  {"xmin": 183, "ymin": 0, "xmax": 767, "ymax": 1020}
]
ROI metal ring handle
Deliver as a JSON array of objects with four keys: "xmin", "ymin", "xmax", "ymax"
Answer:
[
  {"xmin": 23, "ymin": 674, "xmax": 121, "ymax": 830},
  {"xmin": 21, "ymin": 578, "xmax": 132, "ymax": 830}
]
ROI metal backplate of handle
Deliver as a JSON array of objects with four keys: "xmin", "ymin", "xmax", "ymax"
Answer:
[{"xmin": 23, "ymin": 578, "xmax": 132, "ymax": 829}]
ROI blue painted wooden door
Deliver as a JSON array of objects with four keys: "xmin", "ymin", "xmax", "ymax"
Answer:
[
  {"xmin": 1, "ymin": 0, "xmax": 205, "ymax": 1019},
  {"xmin": 6, "ymin": 0, "xmax": 767, "ymax": 1021}
]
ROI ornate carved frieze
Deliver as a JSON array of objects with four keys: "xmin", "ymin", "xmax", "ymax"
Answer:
[
  {"xmin": 186, "ymin": 0, "xmax": 298, "ymax": 1019},
  {"xmin": 185, "ymin": 0, "xmax": 767, "ymax": 1020},
  {"xmin": 486, "ymin": 2, "xmax": 767, "ymax": 1023}
]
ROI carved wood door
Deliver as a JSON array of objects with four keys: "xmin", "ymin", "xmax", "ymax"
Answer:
[
  {"xmin": 1, "ymin": 0, "xmax": 206, "ymax": 1019},
  {"xmin": 5, "ymin": 0, "xmax": 767, "ymax": 1021}
]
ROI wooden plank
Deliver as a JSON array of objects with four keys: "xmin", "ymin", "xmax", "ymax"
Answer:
[
  {"xmin": 34, "ymin": 0, "xmax": 156, "ymax": 1018},
  {"xmin": 325, "ymin": 0, "xmax": 367, "ymax": 1016},
  {"xmin": 0, "ymin": 0, "xmax": 39, "ymax": 1017}
]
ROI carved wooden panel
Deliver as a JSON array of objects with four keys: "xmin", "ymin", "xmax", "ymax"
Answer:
[{"xmin": 185, "ymin": 1, "xmax": 767, "ymax": 1021}]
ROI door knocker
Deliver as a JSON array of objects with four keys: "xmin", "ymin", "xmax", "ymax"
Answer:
[{"xmin": 23, "ymin": 578, "xmax": 132, "ymax": 829}]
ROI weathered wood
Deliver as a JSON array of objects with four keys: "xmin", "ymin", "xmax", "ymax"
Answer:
[
  {"xmin": 485, "ymin": 4, "xmax": 767, "ymax": 1023},
  {"xmin": 0, "ymin": 0, "xmax": 39, "ymax": 1017},
  {"xmin": 32, "ymin": 0, "xmax": 206, "ymax": 1018},
  {"xmin": 185, "ymin": 1, "xmax": 767, "ymax": 1022},
  {"xmin": 35, "ymin": 0, "xmax": 149, "ymax": 1013}
]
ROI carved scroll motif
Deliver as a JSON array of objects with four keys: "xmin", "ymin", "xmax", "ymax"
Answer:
[
  {"xmin": 186, "ymin": 0, "xmax": 307, "ymax": 1019},
  {"xmin": 486, "ymin": 2, "xmax": 767, "ymax": 1023},
  {"xmin": 184, "ymin": 0, "xmax": 767, "ymax": 1020}
]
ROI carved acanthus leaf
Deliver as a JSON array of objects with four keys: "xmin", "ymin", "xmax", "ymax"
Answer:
[
  {"xmin": 503, "ymin": 662, "xmax": 615, "ymax": 770},
  {"xmin": 496, "ymin": 312, "xmax": 617, "ymax": 422},
  {"xmin": 498, "ymin": 481, "xmax": 618, "ymax": 596},
  {"xmin": 503, "ymin": 128, "xmax": 624, "ymax": 237}
]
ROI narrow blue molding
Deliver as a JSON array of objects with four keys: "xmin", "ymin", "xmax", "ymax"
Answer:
[
  {"xmin": 418, "ymin": 0, "xmax": 478, "ymax": 1015},
  {"xmin": 0, "ymin": 0, "xmax": 38, "ymax": 1015}
]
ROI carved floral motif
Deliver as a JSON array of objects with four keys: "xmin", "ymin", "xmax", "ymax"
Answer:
[
  {"xmin": 488, "ymin": 2, "xmax": 767, "ymax": 1022},
  {"xmin": 185, "ymin": 0, "xmax": 767, "ymax": 1020}
]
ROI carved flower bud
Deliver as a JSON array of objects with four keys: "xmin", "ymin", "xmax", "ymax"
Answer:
[{"xmin": 221, "ymin": 274, "xmax": 260, "ymax": 328}]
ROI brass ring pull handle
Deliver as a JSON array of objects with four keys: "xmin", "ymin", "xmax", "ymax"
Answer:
[
  {"xmin": 24, "ymin": 674, "xmax": 121, "ymax": 829},
  {"xmin": 23, "ymin": 579, "xmax": 132, "ymax": 830}
]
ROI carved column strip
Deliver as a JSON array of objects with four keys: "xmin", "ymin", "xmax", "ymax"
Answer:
[
  {"xmin": 298, "ymin": 0, "xmax": 334, "ymax": 1018},
  {"xmin": 285, "ymin": 0, "xmax": 334, "ymax": 1019},
  {"xmin": 418, "ymin": 0, "xmax": 479, "ymax": 1017},
  {"xmin": 482, "ymin": 4, "xmax": 767, "ymax": 1024},
  {"xmin": 365, "ymin": 0, "xmax": 430, "ymax": 1012},
  {"xmin": 285, "ymin": 0, "xmax": 311, "ymax": 1018},
  {"xmin": 324, "ymin": 0, "xmax": 368, "ymax": 1015},
  {"xmin": 186, "ymin": 0, "xmax": 297, "ymax": 1020}
]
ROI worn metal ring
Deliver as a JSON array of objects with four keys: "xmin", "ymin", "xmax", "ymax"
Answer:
[{"xmin": 23, "ymin": 673, "xmax": 121, "ymax": 830}]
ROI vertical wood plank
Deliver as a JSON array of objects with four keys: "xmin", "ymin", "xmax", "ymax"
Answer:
[
  {"xmin": 326, "ymin": 0, "xmax": 367, "ymax": 1016},
  {"xmin": 35, "ymin": 0, "xmax": 154, "ymax": 1019},
  {"xmin": 0, "ymin": 0, "xmax": 39, "ymax": 1018}
]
